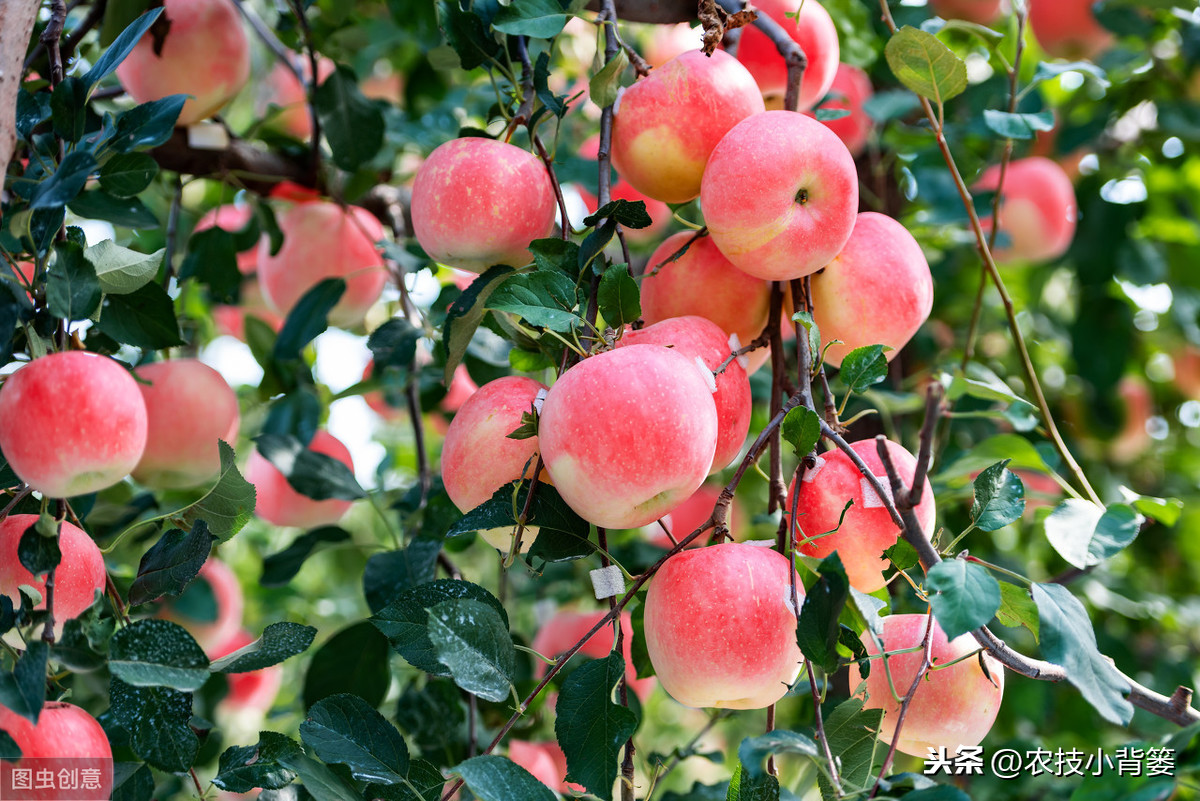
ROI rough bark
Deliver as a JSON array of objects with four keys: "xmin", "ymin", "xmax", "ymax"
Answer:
[{"xmin": 0, "ymin": 0, "xmax": 42, "ymax": 200}]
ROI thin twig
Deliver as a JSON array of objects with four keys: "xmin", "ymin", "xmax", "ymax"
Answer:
[{"xmin": 868, "ymin": 610, "xmax": 936, "ymax": 796}]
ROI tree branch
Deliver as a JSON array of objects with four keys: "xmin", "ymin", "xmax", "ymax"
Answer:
[{"xmin": 0, "ymin": 0, "xmax": 40, "ymax": 196}]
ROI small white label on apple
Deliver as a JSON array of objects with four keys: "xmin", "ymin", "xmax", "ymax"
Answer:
[
  {"xmin": 728, "ymin": 333, "xmax": 749, "ymax": 369},
  {"xmin": 590, "ymin": 565, "xmax": 625, "ymax": 599},
  {"xmin": 860, "ymin": 477, "xmax": 895, "ymax": 508},
  {"xmin": 533, "ymin": 388, "xmax": 547, "ymax": 413},
  {"xmin": 694, "ymin": 356, "xmax": 718, "ymax": 393},
  {"xmin": 802, "ymin": 455, "xmax": 826, "ymax": 483}
]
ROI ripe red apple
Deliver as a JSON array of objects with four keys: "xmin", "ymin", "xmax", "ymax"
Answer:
[
  {"xmin": 645, "ymin": 542, "xmax": 804, "ymax": 709},
  {"xmin": 851, "ymin": 614, "xmax": 1004, "ymax": 757},
  {"xmin": 441, "ymin": 375, "xmax": 548, "ymax": 553},
  {"xmin": 575, "ymin": 135, "xmax": 670, "ymax": 242},
  {"xmin": 930, "ymin": 0, "xmax": 1003, "ymax": 25},
  {"xmin": 210, "ymin": 629, "xmax": 284, "ymax": 712},
  {"xmin": 160, "ymin": 557, "xmax": 244, "ymax": 653},
  {"xmin": 411, "ymin": 138, "xmax": 557, "ymax": 272},
  {"xmin": 539, "ymin": 345, "xmax": 718, "ymax": 529},
  {"xmin": 644, "ymin": 23, "xmax": 700, "ymax": 67},
  {"xmin": 508, "ymin": 741, "xmax": 579, "ymax": 794},
  {"xmin": 531, "ymin": 609, "xmax": 655, "ymax": 701},
  {"xmin": 734, "ymin": 0, "xmax": 839, "ymax": 112},
  {"xmin": 810, "ymin": 63, "xmax": 874, "ymax": 158},
  {"xmin": 611, "ymin": 50, "xmax": 765, "ymax": 204},
  {"xmin": 194, "ymin": 203, "xmax": 258, "ymax": 274},
  {"xmin": 789, "ymin": 439, "xmax": 936, "ymax": 593},
  {"xmin": 0, "ymin": 515, "xmax": 104, "ymax": 635},
  {"xmin": 132, "ymin": 359, "xmax": 241, "ymax": 489},
  {"xmin": 257, "ymin": 201, "xmax": 387, "ymax": 328},
  {"xmin": 261, "ymin": 55, "xmax": 336, "ymax": 140},
  {"xmin": 811, "ymin": 212, "xmax": 934, "ymax": 368},
  {"xmin": 617, "ymin": 316, "xmax": 751, "ymax": 473},
  {"xmin": 115, "ymin": 0, "xmax": 251, "ymax": 126},
  {"xmin": 640, "ymin": 232, "xmax": 771, "ymax": 375},
  {"xmin": 245, "ymin": 430, "xmax": 355, "ymax": 528},
  {"xmin": 1028, "ymin": 0, "xmax": 1113, "ymax": 60},
  {"xmin": 0, "ymin": 351, "xmax": 148, "ymax": 498},
  {"xmin": 700, "ymin": 110, "xmax": 859, "ymax": 281},
  {"xmin": 646, "ymin": 484, "xmax": 742, "ymax": 548},
  {"xmin": 0, "ymin": 702, "xmax": 114, "ymax": 799},
  {"xmin": 974, "ymin": 156, "xmax": 1077, "ymax": 263}
]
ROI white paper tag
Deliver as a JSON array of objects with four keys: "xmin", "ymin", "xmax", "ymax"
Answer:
[
  {"xmin": 728, "ymin": 333, "xmax": 749, "ymax": 369},
  {"xmin": 590, "ymin": 565, "xmax": 625, "ymax": 599},
  {"xmin": 186, "ymin": 122, "xmax": 229, "ymax": 151},
  {"xmin": 533, "ymin": 388, "xmax": 547, "ymax": 413},
  {"xmin": 694, "ymin": 356, "xmax": 717, "ymax": 393},
  {"xmin": 801, "ymin": 455, "xmax": 826, "ymax": 483},
  {"xmin": 861, "ymin": 477, "xmax": 894, "ymax": 509}
]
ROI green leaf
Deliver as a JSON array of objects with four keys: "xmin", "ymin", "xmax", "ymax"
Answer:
[
  {"xmin": 96, "ymin": 281, "xmax": 184, "ymax": 349},
  {"xmin": 108, "ymin": 95, "xmax": 188, "ymax": 152},
  {"xmin": 177, "ymin": 441, "xmax": 257, "ymax": 542},
  {"xmin": 815, "ymin": 107, "xmax": 851, "ymax": 122},
  {"xmin": 488, "ymin": 270, "xmax": 583, "ymax": 332},
  {"xmin": 108, "ymin": 620, "xmax": 210, "ymax": 691},
  {"xmin": 273, "ymin": 278, "xmax": 346, "ymax": 362},
  {"xmin": 494, "ymin": 0, "xmax": 575, "ymax": 38},
  {"xmin": 883, "ymin": 539, "xmax": 920, "ymax": 571},
  {"xmin": 51, "ymin": 77, "xmax": 88, "ymax": 143},
  {"xmin": 818, "ymin": 698, "xmax": 883, "ymax": 795},
  {"xmin": 365, "ymin": 759, "xmax": 446, "ymax": 800},
  {"xmin": 69, "ymin": 190, "xmax": 160, "ymax": 229},
  {"xmin": 0, "ymin": 730, "xmax": 19, "ymax": 761},
  {"xmin": 970, "ymin": 459, "xmax": 1025, "ymax": 531},
  {"xmin": 796, "ymin": 553, "xmax": 850, "ymax": 674},
  {"xmin": 214, "ymin": 731, "xmax": 301, "ymax": 793},
  {"xmin": 98, "ymin": 152, "xmax": 159, "ymax": 197},
  {"xmin": 127, "ymin": 522, "xmax": 215, "ymax": 607},
  {"xmin": 883, "ymin": 26, "xmax": 968, "ymax": 105},
  {"xmin": 109, "ymin": 677, "xmax": 199, "ymax": 773},
  {"xmin": 362, "ymin": 540, "xmax": 442, "ymax": 614},
  {"xmin": 437, "ymin": 0, "xmax": 503, "ymax": 71},
  {"xmin": 738, "ymin": 731, "xmax": 821, "ymax": 778},
  {"xmin": 314, "ymin": 66, "xmax": 385, "ymax": 171},
  {"xmin": 427, "ymin": 598, "xmax": 517, "ymax": 703},
  {"xmin": 791, "ymin": 311, "xmax": 821, "ymax": 359},
  {"xmin": 210, "ymin": 622, "xmax": 317, "ymax": 673},
  {"xmin": 52, "ymin": 618, "xmax": 108, "ymax": 672},
  {"xmin": 452, "ymin": 755, "xmax": 557, "ymax": 801},
  {"xmin": 555, "ymin": 652, "xmax": 640, "ymax": 800},
  {"xmin": 441, "ymin": 265, "xmax": 514, "ymax": 384},
  {"xmin": 300, "ymin": 694, "xmax": 410, "ymax": 784},
  {"xmin": 17, "ymin": 516, "xmax": 61, "ymax": 578},
  {"xmin": 83, "ymin": 8, "xmax": 164, "ymax": 88},
  {"xmin": 589, "ymin": 49, "xmax": 628, "ymax": 109},
  {"xmin": 303, "ymin": 622, "xmax": 391, "ymax": 710},
  {"xmin": 995, "ymin": 581, "xmax": 1039, "ymax": 642},
  {"xmin": 925, "ymin": 559, "xmax": 1001, "ymax": 640},
  {"xmin": 938, "ymin": 433, "xmax": 1054, "ymax": 480},
  {"xmin": 848, "ymin": 587, "xmax": 887, "ymax": 635},
  {"xmin": 394, "ymin": 679, "xmax": 467, "ymax": 762},
  {"xmin": 838, "ymin": 344, "xmax": 890, "ymax": 395},
  {"xmin": 30, "ymin": 151, "xmax": 96, "ymax": 210},
  {"xmin": 597, "ymin": 263, "xmax": 640, "ymax": 327},
  {"xmin": 276, "ymin": 750, "xmax": 365, "ymax": 801},
  {"xmin": 1044, "ymin": 500, "xmax": 1144, "ymax": 570},
  {"xmin": 85, "ymin": 239, "xmax": 163, "ymax": 295},
  {"xmin": 368, "ymin": 317, "xmax": 421, "ymax": 372},
  {"xmin": 982, "ymin": 109, "xmax": 1056, "ymax": 140},
  {"xmin": 446, "ymin": 481, "xmax": 592, "ymax": 564},
  {"xmin": 586, "ymin": 200, "xmax": 654, "ymax": 231},
  {"xmin": 781, "ymin": 407, "xmax": 821, "ymax": 460},
  {"xmin": 178, "ymin": 227, "xmax": 240, "ymax": 302},
  {"xmin": 727, "ymin": 761, "xmax": 780, "ymax": 801},
  {"xmin": 110, "ymin": 762, "xmax": 155, "ymax": 801},
  {"xmin": 1130, "ymin": 494, "xmax": 1183, "ymax": 527},
  {"xmin": 47, "ymin": 240, "xmax": 101, "ymax": 322},
  {"xmin": 1028, "ymin": 60, "xmax": 1109, "ymax": 92},
  {"xmin": 255, "ymin": 433, "xmax": 366, "ymax": 501},
  {"xmin": 261, "ymin": 527, "xmax": 352, "ymax": 588},
  {"xmin": 1032, "ymin": 582, "xmax": 1133, "ymax": 724},
  {"xmin": 0, "ymin": 642, "xmax": 48, "ymax": 724}
]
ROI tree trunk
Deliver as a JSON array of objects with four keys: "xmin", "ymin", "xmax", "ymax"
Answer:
[{"xmin": 0, "ymin": 0, "xmax": 42, "ymax": 208}]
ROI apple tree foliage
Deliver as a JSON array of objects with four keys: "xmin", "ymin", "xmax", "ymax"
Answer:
[{"xmin": 1, "ymin": 0, "xmax": 1200, "ymax": 799}]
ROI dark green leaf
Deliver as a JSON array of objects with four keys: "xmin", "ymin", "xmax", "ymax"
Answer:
[
  {"xmin": 0, "ymin": 730, "xmax": 19, "ymax": 761},
  {"xmin": 883, "ymin": 26, "xmax": 968, "ymax": 104},
  {"xmin": 68, "ymin": 190, "xmax": 160, "ymax": 229},
  {"xmin": 791, "ymin": 311, "xmax": 821, "ymax": 361},
  {"xmin": 781, "ymin": 407, "xmax": 821, "ymax": 460},
  {"xmin": 18, "ymin": 517, "xmax": 61, "ymax": 578},
  {"xmin": 427, "ymin": 599, "xmax": 516, "ymax": 703},
  {"xmin": 365, "ymin": 758, "xmax": 446, "ymax": 801},
  {"xmin": 128, "ymin": 521, "xmax": 215, "ymax": 607},
  {"xmin": 109, "ymin": 677, "xmax": 199, "ymax": 773},
  {"xmin": 738, "ymin": 731, "xmax": 821, "ymax": 778},
  {"xmin": 210, "ymin": 622, "xmax": 317, "ymax": 673},
  {"xmin": 452, "ymin": 755, "xmax": 557, "ymax": 801},
  {"xmin": 255, "ymin": 433, "xmax": 366, "ymax": 501},
  {"xmin": 177, "ymin": 440, "xmax": 257, "ymax": 542},
  {"xmin": 970, "ymin": 460, "xmax": 1025, "ymax": 531},
  {"xmin": 51, "ymin": 77, "xmax": 88, "ymax": 142},
  {"xmin": 273, "ymin": 278, "xmax": 346, "ymax": 362},
  {"xmin": 108, "ymin": 619, "xmax": 210, "ymax": 691},
  {"xmin": 368, "ymin": 317, "xmax": 421, "ymax": 371},
  {"xmin": 1029, "ymin": 60, "xmax": 1109, "ymax": 91},
  {"xmin": 796, "ymin": 553, "xmax": 850, "ymax": 674},
  {"xmin": 214, "ymin": 731, "xmax": 301, "ymax": 793},
  {"xmin": 314, "ymin": 66, "xmax": 385, "ymax": 171},
  {"xmin": 47, "ymin": 239, "xmax": 102, "ymax": 321},
  {"xmin": 96, "ymin": 282, "xmax": 184, "ymax": 349},
  {"xmin": 925, "ymin": 559, "xmax": 1001, "ymax": 640},
  {"xmin": 0, "ymin": 642, "xmax": 48, "ymax": 724},
  {"xmin": 815, "ymin": 107, "xmax": 851, "ymax": 122},
  {"xmin": 107, "ymin": 95, "xmax": 188, "ymax": 152},
  {"xmin": 437, "ymin": 0, "xmax": 502, "ymax": 71},
  {"xmin": 727, "ymin": 761, "xmax": 780, "ymax": 801},
  {"xmin": 261, "ymin": 389, "xmax": 322, "ymax": 444},
  {"xmin": 52, "ymin": 618, "xmax": 107, "ymax": 672},
  {"xmin": 99, "ymin": 152, "xmax": 159, "ymax": 197},
  {"xmin": 995, "ymin": 581, "xmax": 1039, "ymax": 642},
  {"xmin": 585, "ymin": 199, "xmax": 653, "ymax": 230},
  {"xmin": 488, "ymin": 270, "xmax": 583, "ymax": 332},
  {"xmin": 300, "ymin": 693, "xmax": 409, "ymax": 784},
  {"xmin": 447, "ymin": 481, "xmax": 593, "ymax": 564},
  {"xmin": 819, "ymin": 697, "xmax": 882, "ymax": 796},
  {"xmin": 588, "ymin": 49, "xmax": 628, "ymax": 109},
  {"xmin": 493, "ymin": 0, "xmax": 574, "ymax": 38},
  {"xmin": 982, "ymin": 109, "xmax": 1056, "ymax": 140},
  {"xmin": 179, "ymin": 227, "xmax": 240, "ymax": 302},
  {"xmin": 15, "ymin": 88, "xmax": 50, "ymax": 141},
  {"xmin": 303, "ymin": 622, "xmax": 391, "ymax": 710},
  {"xmin": 555, "ymin": 653, "xmax": 639, "ymax": 800},
  {"xmin": 85, "ymin": 239, "xmax": 163, "ymax": 295},
  {"xmin": 30, "ymin": 151, "xmax": 96, "ymax": 210},
  {"xmin": 362, "ymin": 540, "xmax": 442, "ymax": 614},
  {"xmin": 528, "ymin": 237, "xmax": 580, "ymax": 275},
  {"xmin": 276, "ymin": 750, "xmax": 364, "ymax": 801},
  {"xmin": 261, "ymin": 527, "xmax": 351, "ymax": 587},
  {"xmin": 533, "ymin": 52, "xmax": 567, "ymax": 118},
  {"xmin": 83, "ymin": 8, "xmax": 164, "ymax": 88},
  {"xmin": 838, "ymin": 344, "xmax": 890, "ymax": 395},
  {"xmin": 394, "ymin": 679, "xmax": 467, "ymax": 763},
  {"xmin": 442, "ymin": 265, "xmax": 514, "ymax": 383},
  {"xmin": 883, "ymin": 539, "xmax": 919, "ymax": 571},
  {"xmin": 110, "ymin": 762, "xmax": 155, "ymax": 801},
  {"xmin": 597, "ymin": 263, "xmax": 640, "ymax": 327}
]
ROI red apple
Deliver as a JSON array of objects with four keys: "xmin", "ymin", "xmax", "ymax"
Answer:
[
  {"xmin": 617, "ymin": 316, "xmax": 751, "ymax": 473},
  {"xmin": 538, "ymin": 345, "xmax": 718, "ymax": 529},
  {"xmin": 643, "ymin": 23, "xmax": 700, "ymax": 68},
  {"xmin": 194, "ymin": 203, "xmax": 258, "ymax": 274},
  {"xmin": 260, "ymin": 55, "xmax": 336, "ymax": 140},
  {"xmin": 700, "ymin": 110, "xmax": 859, "ymax": 281},
  {"xmin": 0, "ymin": 515, "xmax": 104, "ymax": 636},
  {"xmin": 0, "ymin": 351, "xmax": 148, "ymax": 498},
  {"xmin": 930, "ymin": 0, "xmax": 1003, "ymax": 25},
  {"xmin": 531, "ymin": 609, "xmax": 655, "ymax": 701},
  {"xmin": 811, "ymin": 212, "xmax": 934, "ymax": 368},
  {"xmin": 507, "ymin": 741, "xmax": 580, "ymax": 794},
  {"xmin": 115, "ymin": 0, "xmax": 251, "ymax": 126},
  {"xmin": 160, "ymin": 557, "xmax": 244, "ymax": 653},
  {"xmin": 645, "ymin": 542, "xmax": 804, "ymax": 709},
  {"xmin": 132, "ymin": 359, "xmax": 241, "ymax": 489},
  {"xmin": 0, "ymin": 702, "xmax": 114, "ymax": 799},
  {"xmin": 734, "ymin": 0, "xmax": 840, "ymax": 112},
  {"xmin": 640, "ymin": 232, "xmax": 772, "ymax": 375},
  {"xmin": 611, "ymin": 50, "xmax": 765, "ymax": 204},
  {"xmin": 809, "ymin": 63, "xmax": 874, "ymax": 158},
  {"xmin": 789, "ymin": 439, "xmax": 936, "ymax": 593},
  {"xmin": 974, "ymin": 157, "xmax": 1077, "ymax": 263},
  {"xmin": 411, "ymin": 138, "xmax": 557, "ymax": 273},
  {"xmin": 851, "ymin": 614, "xmax": 1004, "ymax": 757},
  {"xmin": 210, "ymin": 629, "xmax": 284, "ymax": 712},
  {"xmin": 257, "ymin": 201, "xmax": 388, "ymax": 328},
  {"xmin": 1028, "ymin": 0, "xmax": 1113, "ymax": 61},
  {"xmin": 245, "ymin": 430, "xmax": 355, "ymax": 528}
]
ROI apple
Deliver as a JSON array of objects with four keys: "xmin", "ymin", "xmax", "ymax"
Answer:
[
  {"xmin": 789, "ymin": 438, "xmax": 936, "ymax": 593},
  {"xmin": 734, "ymin": 0, "xmax": 839, "ymax": 112},
  {"xmin": 851, "ymin": 614, "xmax": 1004, "ymax": 757},
  {"xmin": 1173, "ymin": 345, "xmax": 1200, "ymax": 400},
  {"xmin": 611, "ymin": 49, "xmax": 765, "ymax": 204},
  {"xmin": 256, "ymin": 201, "xmax": 388, "ymax": 328},
  {"xmin": 974, "ymin": 157, "xmax": 1077, "ymax": 263},
  {"xmin": 1109, "ymin": 375, "xmax": 1153, "ymax": 464},
  {"xmin": 411, "ymin": 138, "xmax": 557, "ymax": 273},
  {"xmin": 810, "ymin": 212, "xmax": 934, "ymax": 368},
  {"xmin": 700, "ymin": 110, "xmax": 859, "ymax": 281},
  {"xmin": 210, "ymin": 629, "xmax": 284, "ymax": 712},
  {"xmin": 930, "ymin": 0, "xmax": 1003, "ymax": 25},
  {"xmin": 0, "ymin": 351, "xmax": 148, "ymax": 498},
  {"xmin": 639, "ymin": 232, "xmax": 772, "ymax": 375},
  {"xmin": 538, "ymin": 344, "xmax": 718, "ymax": 529},
  {"xmin": 131, "ymin": 359, "xmax": 241, "ymax": 489},
  {"xmin": 646, "ymin": 484, "xmax": 742, "ymax": 549},
  {"xmin": 115, "ymin": 0, "xmax": 251, "ymax": 127},
  {"xmin": 644, "ymin": 22, "xmax": 700, "ymax": 67},
  {"xmin": 160, "ymin": 557, "xmax": 244, "ymax": 653},
  {"xmin": 810, "ymin": 63, "xmax": 874, "ymax": 158},
  {"xmin": 245, "ymin": 430, "xmax": 356, "ymax": 528},
  {"xmin": 575, "ymin": 135, "xmax": 671, "ymax": 242},
  {"xmin": 194, "ymin": 203, "xmax": 258, "ymax": 274},
  {"xmin": 532, "ymin": 609, "xmax": 656, "ymax": 701},
  {"xmin": 617, "ymin": 316, "xmax": 751, "ymax": 473},
  {"xmin": 0, "ymin": 515, "xmax": 104, "ymax": 635},
  {"xmin": 508, "ymin": 741, "xmax": 579, "ymax": 794},
  {"xmin": 261, "ymin": 55, "xmax": 336, "ymax": 140},
  {"xmin": 1028, "ymin": 0, "xmax": 1113, "ymax": 61},
  {"xmin": 644, "ymin": 542, "xmax": 804, "ymax": 709},
  {"xmin": 0, "ymin": 702, "xmax": 114, "ymax": 799}
]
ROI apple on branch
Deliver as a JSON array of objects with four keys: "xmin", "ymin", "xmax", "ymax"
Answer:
[{"xmin": 0, "ymin": 515, "xmax": 105, "ymax": 638}]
